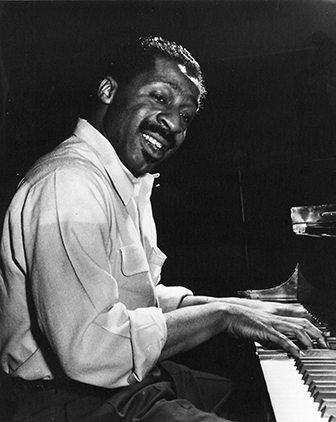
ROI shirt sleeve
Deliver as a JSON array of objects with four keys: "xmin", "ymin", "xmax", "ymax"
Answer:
[
  {"xmin": 21, "ymin": 165, "xmax": 167, "ymax": 388},
  {"xmin": 155, "ymin": 284, "xmax": 193, "ymax": 313}
]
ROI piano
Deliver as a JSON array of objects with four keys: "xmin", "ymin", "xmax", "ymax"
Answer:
[{"xmin": 238, "ymin": 204, "xmax": 336, "ymax": 422}]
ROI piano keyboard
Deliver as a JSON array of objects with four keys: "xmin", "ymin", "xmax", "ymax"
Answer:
[{"xmin": 257, "ymin": 347, "xmax": 336, "ymax": 421}]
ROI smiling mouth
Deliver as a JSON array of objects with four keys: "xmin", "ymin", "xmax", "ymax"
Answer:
[{"xmin": 142, "ymin": 133, "xmax": 165, "ymax": 151}]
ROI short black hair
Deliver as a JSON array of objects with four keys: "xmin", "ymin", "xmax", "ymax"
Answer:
[{"xmin": 107, "ymin": 36, "xmax": 206, "ymax": 106}]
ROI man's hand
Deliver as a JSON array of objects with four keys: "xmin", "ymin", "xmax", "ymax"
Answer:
[
  {"xmin": 223, "ymin": 304, "xmax": 329, "ymax": 359},
  {"xmin": 175, "ymin": 295, "xmax": 329, "ymax": 359}
]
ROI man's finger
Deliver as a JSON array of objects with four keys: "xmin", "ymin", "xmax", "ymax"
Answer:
[{"xmin": 271, "ymin": 330, "xmax": 303, "ymax": 359}]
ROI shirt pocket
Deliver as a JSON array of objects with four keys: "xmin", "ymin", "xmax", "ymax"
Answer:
[
  {"xmin": 120, "ymin": 244, "xmax": 149, "ymax": 277},
  {"xmin": 149, "ymin": 246, "xmax": 167, "ymax": 284}
]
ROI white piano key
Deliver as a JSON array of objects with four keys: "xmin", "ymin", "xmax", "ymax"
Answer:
[{"xmin": 259, "ymin": 357, "xmax": 329, "ymax": 421}]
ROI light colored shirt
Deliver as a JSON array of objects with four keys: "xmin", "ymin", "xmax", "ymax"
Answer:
[{"xmin": 0, "ymin": 119, "xmax": 192, "ymax": 388}]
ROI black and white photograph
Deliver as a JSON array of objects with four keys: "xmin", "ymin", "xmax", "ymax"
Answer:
[{"xmin": 1, "ymin": 1, "xmax": 336, "ymax": 421}]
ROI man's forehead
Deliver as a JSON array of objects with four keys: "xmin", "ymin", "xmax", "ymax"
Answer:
[{"xmin": 149, "ymin": 58, "xmax": 201, "ymax": 104}]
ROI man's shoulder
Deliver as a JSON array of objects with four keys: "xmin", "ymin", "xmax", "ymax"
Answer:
[{"xmin": 24, "ymin": 135, "xmax": 104, "ymax": 186}]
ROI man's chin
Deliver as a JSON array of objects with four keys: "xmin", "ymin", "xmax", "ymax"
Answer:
[
  {"xmin": 141, "ymin": 152, "xmax": 162, "ymax": 172},
  {"xmin": 128, "ymin": 161, "xmax": 158, "ymax": 178}
]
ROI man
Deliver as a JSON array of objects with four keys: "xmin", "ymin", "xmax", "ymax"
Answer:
[{"xmin": 0, "ymin": 36, "xmax": 327, "ymax": 422}]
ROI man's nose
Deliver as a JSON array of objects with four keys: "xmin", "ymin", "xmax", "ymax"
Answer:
[{"xmin": 157, "ymin": 108, "xmax": 183, "ymax": 134}]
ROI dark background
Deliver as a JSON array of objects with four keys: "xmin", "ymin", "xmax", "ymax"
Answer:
[{"xmin": 1, "ymin": 0, "xmax": 336, "ymax": 298}]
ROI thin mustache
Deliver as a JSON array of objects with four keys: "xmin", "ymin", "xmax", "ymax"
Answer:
[{"xmin": 140, "ymin": 121, "xmax": 176, "ymax": 148}]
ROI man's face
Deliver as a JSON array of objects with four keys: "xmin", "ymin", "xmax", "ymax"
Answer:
[{"xmin": 103, "ymin": 57, "xmax": 201, "ymax": 177}]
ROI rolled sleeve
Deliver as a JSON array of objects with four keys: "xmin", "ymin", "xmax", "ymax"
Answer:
[
  {"xmin": 71, "ymin": 303, "xmax": 167, "ymax": 387},
  {"xmin": 155, "ymin": 284, "xmax": 193, "ymax": 313},
  {"xmin": 126, "ymin": 306, "xmax": 167, "ymax": 384}
]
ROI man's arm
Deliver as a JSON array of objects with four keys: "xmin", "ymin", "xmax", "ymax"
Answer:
[
  {"xmin": 159, "ymin": 295, "xmax": 328, "ymax": 362},
  {"xmin": 180, "ymin": 295, "xmax": 311, "ymax": 317}
]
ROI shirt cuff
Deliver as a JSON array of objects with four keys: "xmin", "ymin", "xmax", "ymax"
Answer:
[
  {"xmin": 128, "ymin": 306, "xmax": 167, "ymax": 384},
  {"xmin": 155, "ymin": 284, "xmax": 193, "ymax": 313}
]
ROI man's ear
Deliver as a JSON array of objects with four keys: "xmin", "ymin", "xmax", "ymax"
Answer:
[{"xmin": 97, "ymin": 76, "xmax": 118, "ymax": 104}]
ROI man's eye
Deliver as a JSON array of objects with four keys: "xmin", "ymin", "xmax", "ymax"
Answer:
[
  {"xmin": 152, "ymin": 93, "xmax": 166, "ymax": 104},
  {"xmin": 180, "ymin": 112, "xmax": 191, "ymax": 124}
]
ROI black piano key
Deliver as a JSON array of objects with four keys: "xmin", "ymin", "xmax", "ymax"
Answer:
[
  {"xmin": 308, "ymin": 380, "xmax": 336, "ymax": 394},
  {"xmin": 303, "ymin": 371, "xmax": 336, "ymax": 385},
  {"xmin": 321, "ymin": 402, "xmax": 336, "ymax": 418},
  {"xmin": 319, "ymin": 399, "xmax": 336, "ymax": 412}
]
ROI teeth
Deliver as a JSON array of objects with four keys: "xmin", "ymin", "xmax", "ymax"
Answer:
[{"xmin": 143, "ymin": 133, "xmax": 163, "ymax": 150}]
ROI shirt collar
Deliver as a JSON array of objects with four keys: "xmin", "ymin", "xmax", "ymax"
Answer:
[{"xmin": 73, "ymin": 118, "xmax": 159, "ymax": 206}]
